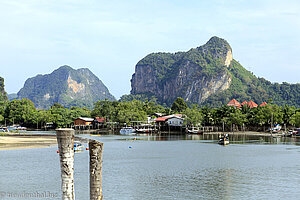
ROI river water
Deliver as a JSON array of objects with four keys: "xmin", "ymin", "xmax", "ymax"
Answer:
[{"xmin": 1, "ymin": 133, "xmax": 300, "ymax": 200}]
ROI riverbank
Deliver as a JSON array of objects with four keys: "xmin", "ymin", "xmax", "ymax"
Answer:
[
  {"xmin": 0, "ymin": 130, "xmax": 286, "ymax": 150},
  {"xmin": 0, "ymin": 132, "xmax": 90, "ymax": 150},
  {"xmin": 0, "ymin": 134, "xmax": 57, "ymax": 150}
]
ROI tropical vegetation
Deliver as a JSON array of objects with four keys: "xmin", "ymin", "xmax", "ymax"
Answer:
[{"xmin": 0, "ymin": 97, "xmax": 299, "ymax": 130}]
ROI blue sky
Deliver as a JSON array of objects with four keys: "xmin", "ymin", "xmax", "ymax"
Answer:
[{"xmin": 0, "ymin": 0, "xmax": 299, "ymax": 99}]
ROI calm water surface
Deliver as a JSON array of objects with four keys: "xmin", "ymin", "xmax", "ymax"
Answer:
[{"xmin": 1, "ymin": 133, "xmax": 300, "ymax": 200}]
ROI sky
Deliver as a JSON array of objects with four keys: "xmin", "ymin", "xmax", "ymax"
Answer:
[{"xmin": 0, "ymin": 0, "xmax": 299, "ymax": 99}]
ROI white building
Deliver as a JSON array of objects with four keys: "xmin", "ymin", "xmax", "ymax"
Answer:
[{"xmin": 167, "ymin": 116, "xmax": 184, "ymax": 127}]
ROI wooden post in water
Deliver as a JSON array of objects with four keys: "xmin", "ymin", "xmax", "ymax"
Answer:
[
  {"xmin": 56, "ymin": 128, "xmax": 75, "ymax": 200},
  {"xmin": 89, "ymin": 139, "xmax": 104, "ymax": 200}
]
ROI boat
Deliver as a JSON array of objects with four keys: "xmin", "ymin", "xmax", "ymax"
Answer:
[
  {"xmin": 73, "ymin": 143, "xmax": 84, "ymax": 152},
  {"xmin": 120, "ymin": 127, "xmax": 136, "ymax": 135},
  {"xmin": 135, "ymin": 127, "xmax": 156, "ymax": 134},
  {"xmin": 90, "ymin": 134, "xmax": 101, "ymax": 137},
  {"xmin": 135, "ymin": 128, "xmax": 151, "ymax": 133},
  {"xmin": 218, "ymin": 134, "xmax": 229, "ymax": 145},
  {"xmin": 135, "ymin": 124, "xmax": 156, "ymax": 134},
  {"xmin": 56, "ymin": 143, "xmax": 85, "ymax": 153},
  {"xmin": 0, "ymin": 127, "xmax": 9, "ymax": 132},
  {"xmin": 282, "ymin": 130, "xmax": 294, "ymax": 137},
  {"xmin": 268, "ymin": 124, "xmax": 281, "ymax": 133},
  {"xmin": 7, "ymin": 125, "xmax": 27, "ymax": 131},
  {"xmin": 295, "ymin": 128, "xmax": 300, "ymax": 136},
  {"xmin": 187, "ymin": 127, "xmax": 203, "ymax": 134}
]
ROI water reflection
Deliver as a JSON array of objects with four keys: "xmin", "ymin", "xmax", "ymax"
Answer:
[{"xmin": 112, "ymin": 133, "xmax": 300, "ymax": 146}]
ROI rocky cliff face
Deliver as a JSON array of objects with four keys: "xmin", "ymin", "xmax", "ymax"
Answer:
[
  {"xmin": 131, "ymin": 36, "xmax": 233, "ymax": 105},
  {"xmin": 0, "ymin": 77, "xmax": 8, "ymax": 101},
  {"xmin": 17, "ymin": 66, "xmax": 115, "ymax": 109}
]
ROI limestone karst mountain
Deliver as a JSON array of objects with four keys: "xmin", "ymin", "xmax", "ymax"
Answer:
[
  {"xmin": 17, "ymin": 66, "xmax": 115, "ymax": 109},
  {"xmin": 130, "ymin": 36, "xmax": 300, "ymax": 107}
]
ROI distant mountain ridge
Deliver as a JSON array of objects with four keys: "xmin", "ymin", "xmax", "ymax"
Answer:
[
  {"xmin": 17, "ymin": 66, "xmax": 115, "ymax": 109},
  {"xmin": 130, "ymin": 36, "xmax": 300, "ymax": 108}
]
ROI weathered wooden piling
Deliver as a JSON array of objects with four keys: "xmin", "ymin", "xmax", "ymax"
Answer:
[
  {"xmin": 56, "ymin": 128, "xmax": 75, "ymax": 200},
  {"xmin": 89, "ymin": 139, "xmax": 103, "ymax": 200}
]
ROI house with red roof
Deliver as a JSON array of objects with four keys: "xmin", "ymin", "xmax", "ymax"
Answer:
[
  {"xmin": 154, "ymin": 114, "xmax": 184, "ymax": 127},
  {"xmin": 260, "ymin": 102, "xmax": 268, "ymax": 107},
  {"xmin": 247, "ymin": 100, "xmax": 258, "ymax": 108},
  {"xmin": 238, "ymin": 101, "xmax": 248, "ymax": 109},
  {"xmin": 93, "ymin": 117, "xmax": 106, "ymax": 128},
  {"xmin": 241, "ymin": 101, "xmax": 248, "ymax": 106},
  {"xmin": 227, "ymin": 99, "xmax": 263, "ymax": 109},
  {"xmin": 95, "ymin": 117, "xmax": 106, "ymax": 123},
  {"xmin": 227, "ymin": 99, "xmax": 241, "ymax": 108}
]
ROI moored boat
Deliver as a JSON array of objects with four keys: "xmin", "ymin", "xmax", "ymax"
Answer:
[
  {"xmin": 135, "ymin": 128, "xmax": 150, "ymax": 133},
  {"xmin": 120, "ymin": 127, "xmax": 136, "ymax": 135},
  {"xmin": 268, "ymin": 124, "xmax": 281, "ymax": 133},
  {"xmin": 7, "ymin": 125, "xmax": 27, "ymax": 131},
  {"xmin": 135, "ymin": 124, "xmax": 156, "ymax": 134},
  {"xmin": 295, "ymin": 128, "xmax": 300, "ymax": 136},
  {"xmin": 74, "ymin": 143, "xmax": 84, "ymax": 152},
  {"xmin": 283, "ymin": 128, "xmax": 300, "ymax": 137},
  {"xmin": 0, "ymin": 127, "xmax": 9, "ymax": 132},
  {"xmin": 282, "ymin": 130, "xmax": 294, "ymax": 137},
  {"xmin": 187, "ymin": 127, "xmax": 203, "ymax": 134},
  {"xmin": 218, "ymin": 134, "xmax": 229, "ymax": 145}
]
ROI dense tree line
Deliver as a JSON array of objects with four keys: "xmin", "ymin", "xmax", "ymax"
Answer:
[
  {"xmin": 181, "ymin": 97, "xmax": 300, "ymax": 130},
  {"xmin": 0, "ymin": 97, "xmax": 299, "ymax": 129},
  {"xmin": 0, "ymin": 99, "xmax": 90, "ymax": 128}
]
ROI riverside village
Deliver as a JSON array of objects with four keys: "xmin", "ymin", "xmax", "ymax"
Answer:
[{"xmin": 1, "ymin": 1, "xmax": 300, "ymax": 198}]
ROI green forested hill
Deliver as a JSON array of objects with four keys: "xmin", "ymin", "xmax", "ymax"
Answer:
[
  {"xmin": 203, "ymin": 60, "xmax": 300, "ymax": 107},
  {"xmin": 0, "ymin": 77, "xmax": 8, "ymax": 102},
  {"xmin": 17, "ymin": 66, "xmax": 115, "ymax": 109},
  {"xmin": 129, "ymin": 36, "xmax": 300, "ymax": 108}
]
